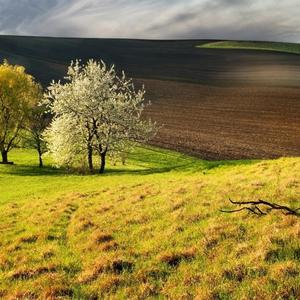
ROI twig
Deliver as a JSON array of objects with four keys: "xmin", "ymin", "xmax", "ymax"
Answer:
[{"xmin": 221, "ymin": 199, "xmax": 300, "ymax": 216}]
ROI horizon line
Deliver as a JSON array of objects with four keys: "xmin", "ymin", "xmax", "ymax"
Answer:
[{"xmin": 0, "ymin": 34, "xmax": 299, "ymax": 45}]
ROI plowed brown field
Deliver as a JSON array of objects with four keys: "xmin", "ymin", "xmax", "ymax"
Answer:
[
  {"xmin": 0, "ymin": 36, "xmax": 299, "ymax": 159},
  {"xmin": 140, "ymin": 79, "xmax": 300, "ymax": 159}
]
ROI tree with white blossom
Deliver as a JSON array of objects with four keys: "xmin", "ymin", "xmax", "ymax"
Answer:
[{"xmin": 44, "ymin": 59, "xmax": 156, "ymax": 173}]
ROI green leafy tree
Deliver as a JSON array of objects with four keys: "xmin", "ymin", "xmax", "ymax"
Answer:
[{"xmin": 0, "ymin": 60, "xmax": 41, "ymax": 164}]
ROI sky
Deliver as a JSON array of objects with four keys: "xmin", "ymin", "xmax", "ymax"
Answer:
[{"xmin": 0, "ymin": 0, "xmax": 299, "ymax": 42}]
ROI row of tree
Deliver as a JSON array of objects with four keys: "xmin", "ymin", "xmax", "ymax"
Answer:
[{"xmin": 0, "ymin": 59, "xmax": 156, "ymax": 173}]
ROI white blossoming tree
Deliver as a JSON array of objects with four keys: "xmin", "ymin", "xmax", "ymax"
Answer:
[{"xmin": 44, "ymin": 59, "xmax": 156, "ymax": 173}]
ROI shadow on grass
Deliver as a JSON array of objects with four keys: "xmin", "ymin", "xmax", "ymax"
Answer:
[
  {"xmin": 103, "ymin": 159, "xmax": 260, "ymax": 176},
  {"xmin": 0, "ymin": 164, "xmax": 67, "ymax": 177},
  {"xmin": 103, "ymin": 145, "xmax": 261, "ymax": 176},
  {"xmin": 1, "ymin": 147, "xmax": 261, "ymax": 177},
  {"xmin": 1, "ymin": 159, "xmax": 260, "ymax": 177}
]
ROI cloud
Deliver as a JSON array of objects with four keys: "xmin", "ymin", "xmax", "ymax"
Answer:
[{"xmin": 0, "ymin": 0, "xmax": 299, "ymax": 42}]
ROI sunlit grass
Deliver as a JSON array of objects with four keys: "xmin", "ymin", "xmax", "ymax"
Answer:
[
  {"xmin": 197, "ymin": 40, "xmax": 300, "ymax": 55},
  {"xmin": 0, "ymin": 148, "xmax": 299, "ymax": 299}
]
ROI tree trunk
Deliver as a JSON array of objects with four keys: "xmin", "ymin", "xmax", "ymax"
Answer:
[
  {"xmin": 38, "ymin": 151, "xmax": 43, "ymax": 168},
  {"xmin": 1, "ymin": 150, "xmax": 12, "ymax": 164},
  {"xmin": 36, "ymin": 142, "xmax": 44, "ymax": 168},
  {"xmin": 87, "ymin": 145, "xmax": 94, "ymax": 173},
  {"xmin": 99, "ymin": 151, "xmax": 106, "ymax": 174}
]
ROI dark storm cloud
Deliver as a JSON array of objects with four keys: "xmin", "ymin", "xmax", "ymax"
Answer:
[{"xmin": 0, "ymin": 0, "xmax": 299, "ymax": 42}]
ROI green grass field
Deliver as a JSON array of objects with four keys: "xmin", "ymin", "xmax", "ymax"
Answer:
[
  {"xmin": 198, "ymin": 41, "xmax": 300, "ymax": 55},
  {"xmin": 0, "ymin": 148, "xmax": 299, "ymax": 299}
]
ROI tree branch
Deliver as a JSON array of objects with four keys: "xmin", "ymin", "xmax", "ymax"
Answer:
[{"xmin": 221, "ymin": 199, "xmax": 300, "ymax": 216}]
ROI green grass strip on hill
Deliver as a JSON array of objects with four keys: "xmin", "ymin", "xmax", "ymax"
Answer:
[{"xmin": 197, "ymin": 41, "xmax": 300, "ymax": 55}]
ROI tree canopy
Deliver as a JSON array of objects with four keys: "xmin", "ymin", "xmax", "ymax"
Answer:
[{"xmin": 0, "ymin": 60, "xmax": 41, "ymax": 164}]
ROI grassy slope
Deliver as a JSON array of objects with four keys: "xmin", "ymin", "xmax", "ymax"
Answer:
[
  {"xmin": 0, "ymin": 148, "xmax": 299, "ymax": 299},
  {"xmin": 198, "ymin": 41, "xmax": 300, "ymax": 55}
]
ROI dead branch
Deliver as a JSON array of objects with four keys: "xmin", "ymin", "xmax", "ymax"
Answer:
[{"xmin": 221, "ymin": 199, "xmax": 300, "ymax": 216}]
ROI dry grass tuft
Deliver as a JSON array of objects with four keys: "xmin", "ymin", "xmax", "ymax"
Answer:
[
  {"xmin": 184, "ymin": 213, "xmax": 202, "ymax": 223},
  {"xmin": 9, "ymin": 264, "xmax": 58, "ymax": 280},
  {"xmin": 223, "ymin": 264, "xmax": 247, "ymax": 282},
  {"xmin": 137, "ymin": 267, "xmax": 168, "ymax": 283},
  {"xmin": 183, "ymin": 273, "xmax": 201, "ymax": 286},
  {"xmin": 42, "ymin": 250, "xmax": 55, "ymax": 259},
  {"xmin": 71, "ymin": 192, "xmax": 89, "ymax": 199},
  {"xmin": 195, "ymin": 289, "xmax": 214, "ymax": 300},
  {"xmin": 97, "ymin": 205, "xmax": 113, "ymax": 213},
  {"xmin": 202, "ymin": 235, "xmax": 219, "ymax": 251},
  {"xmin": 176, "ymin": 188, "xmax": 187, "ymax": 194},
  {"xmin": 271, "ymin": 261, "xmax": 299, "ymax": 278},
  {"xmin": 248, "ymin": 266, "xmax": 268, "ymax": 278},
  {"xmin": 236, "ymin": 245, "xmax": 254, "ymax": 259},
  {"xmin": 0, "ymin": 290, "xmax": 7, "ymax": 298},
  {"xmin": 125, "ymin": 215, "xmax": 149, "ymax": 225},
  {"xmin": 77, "ymin": 219, "xmax": 95, "ymax": 232},
  {"xmin": 7, "ymin": 244, "xmax": 22, "ymax": 253},
  {"xmin": 78, "ymin": 260, "xmax": 106, "ymax": 284},
  {"xmin": 99, "ymin": 275, "xmax": 122, "ymax": 293},
  {"xmin": 43, "ymin": 286, "xmax": 74, "ymax": 299},
  {"xmin": 264, "ymin": 248, "xmax": 282, "ymax": 263},
  {"xmin": 274, "ymin": 283, "xmax": 300, "ymax": 300},
  {"xmin": 110, "ymin": 259, "xmax": 134, "ymax": 274},
  {"xmin": 79, "ymin": 258, "xmax": 134, "ymax": 284},
  {"xmin": 92, "ymin": 230, "xmax": 114, "ymax": 244},
  {"xmin": 0, "ymin": 254, "xmax": 10, "ymax": 270},
  {"xmin": 278, "ymin": 215, "xmax": 298, "ymax": 228},
  {"xmin": 159, "ymin": 248, "xmax": 196, "ymax": 267},
  {"xmin": 7, "ymin": 290, "xmax": 37, "ymax": 300},
  {"xmin": 171, "ymin": 200, "xmax": 187, "ymax": 212},
  {"xmin": 18, "ymin": 235, "xmax": 39, "ymax": 244},
  {"xmin": 285, "ymin": 179, "xmax": 299, "ymax": 188},
  {"xmin": 100, "ymin": 241, "xmax": 119, "ymax": 251},
  {"xmin": 136, "ymin": 283, "xmax": 158, "ymax": 299}
]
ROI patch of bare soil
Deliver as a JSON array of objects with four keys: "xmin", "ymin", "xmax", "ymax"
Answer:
[{"xmin": 138, "ymin": 78, "xmax": 300, "ymax": 159}]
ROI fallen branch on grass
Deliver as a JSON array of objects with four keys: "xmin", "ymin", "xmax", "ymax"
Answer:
[{"xmin": 221, "ymin": 199, "xmax": 300, "ymax": 216}]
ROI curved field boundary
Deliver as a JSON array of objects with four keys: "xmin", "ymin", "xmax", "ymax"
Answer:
[{"xmin": 197, "ymin": 41, "xmax": 300, "ymax": 55}]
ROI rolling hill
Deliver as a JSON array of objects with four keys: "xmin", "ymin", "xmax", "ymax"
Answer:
[
  {"xmin": 0, "ymin": 36, "xmax": 300, "ymax": 299},
  {"xmin": 198, "ymin": 40, "xmax": 300, "ymax": 55},
  {"xmin": 0, "ymin": 36, "xmax": 300, "ymax": 159},
  {"xmin": 0, "ymin": 148, "xmax": 299, "ymax": 299}
]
